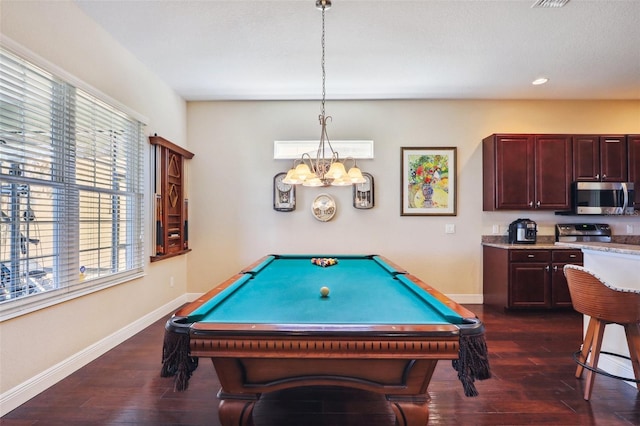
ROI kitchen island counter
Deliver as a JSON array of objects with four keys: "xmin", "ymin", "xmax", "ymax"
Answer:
[{"xmin": 554, "ymin": 241, "xmax": 640, "ymax": 258}]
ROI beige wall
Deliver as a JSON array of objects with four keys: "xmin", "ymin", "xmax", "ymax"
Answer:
[
  {"xmin": 0, "ymin": 0, "xmax": 188, "ymax": 406},
  {"xmin": 186, "ymin": 100, "xmax": 640, "ymax": 299}
]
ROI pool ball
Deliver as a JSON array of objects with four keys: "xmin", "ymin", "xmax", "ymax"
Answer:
[{"xmin": 320, "ymin": 286, "xmax": 330, "ymax": 297}]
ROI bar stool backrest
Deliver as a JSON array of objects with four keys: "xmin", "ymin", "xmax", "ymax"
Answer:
[{"xmin": 563, "ymin": 265, "xmax": 640, "ymax": 325}]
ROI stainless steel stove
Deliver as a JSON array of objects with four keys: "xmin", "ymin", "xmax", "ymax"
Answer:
[{"xmin": 555, "ymin": 223, "xmax": 612, "ymax": 243}]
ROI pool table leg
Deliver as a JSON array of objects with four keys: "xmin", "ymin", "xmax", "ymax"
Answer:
[
  {"xmin": 388, "ymin": 394, "xmax": 430, "ymax": 426},
  {"xmin": 217, "ymin": 390, "xmax": 258, "ymax": 426}
]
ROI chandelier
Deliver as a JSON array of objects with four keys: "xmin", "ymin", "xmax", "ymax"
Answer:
[{"xmin": 282, "ymin": 0, "xmax": 366, "ymax": 187}]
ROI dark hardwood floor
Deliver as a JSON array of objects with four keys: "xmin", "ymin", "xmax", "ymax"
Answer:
[{"xmin": 2, "ymin": 304, "xmax": 639, "ymax": 425}]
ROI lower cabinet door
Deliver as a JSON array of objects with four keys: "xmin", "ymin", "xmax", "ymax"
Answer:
[
  {"xmin": 550, "ymin": 250, "xmax": 583, "ymax": 308},
  {"xmin": 509, "ymin": 262, "xmax": 550, "ymax": 308},
  {"xmin": 551, "ymin": 262, "xmax": 574, "ymax": 308}
]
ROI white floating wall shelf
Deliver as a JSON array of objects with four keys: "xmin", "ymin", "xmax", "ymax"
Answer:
[{"xmin": 274, "ymin": 140, "xmax": 374, "ymax": 160}]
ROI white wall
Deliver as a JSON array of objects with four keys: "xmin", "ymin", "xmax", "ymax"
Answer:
[
  {"xmin": 0, "ymin": 0, "xmax": 188, "ymax": 412},
  {"xmin": 186, "ymin": 100, "xmax": 640, "ymax": 299}
]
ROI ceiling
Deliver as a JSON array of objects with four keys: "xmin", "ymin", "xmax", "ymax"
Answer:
[{"xmin": 74, "ymin": 0, "xmax": 640, "ymax": 102}]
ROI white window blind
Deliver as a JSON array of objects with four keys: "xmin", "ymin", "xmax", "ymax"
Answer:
[{"xmin": 0, "ymin": 46, "xmax": 144, "ymax": 318}]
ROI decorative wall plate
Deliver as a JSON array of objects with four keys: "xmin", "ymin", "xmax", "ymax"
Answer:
[{"xmin": 311, "ymin": 193, "xmax": 336, "ymax": 222}]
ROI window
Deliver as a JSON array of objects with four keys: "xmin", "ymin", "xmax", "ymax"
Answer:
[{"xmin": 0, "ymin": 46, "xmax": 145, "ymax": 320}]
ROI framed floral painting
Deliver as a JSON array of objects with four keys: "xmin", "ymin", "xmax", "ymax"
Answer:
[{"xmin": 401, "ymin": 147, "xmax": 457, "ymax": 216}]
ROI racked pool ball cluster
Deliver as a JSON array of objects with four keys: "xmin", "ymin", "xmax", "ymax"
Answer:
[{"xmin": 311, "ymin": 257, "xmax": 338, "ymax": 267}]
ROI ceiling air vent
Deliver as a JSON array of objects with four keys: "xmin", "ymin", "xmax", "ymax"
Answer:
[{"xmin": 531, "ymin": 0, "xmax": 570, "ymax": 7}]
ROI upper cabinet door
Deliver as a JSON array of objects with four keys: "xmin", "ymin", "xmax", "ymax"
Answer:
[
  {"xmin": 573, "ymin": 135, "xmax": 627, "ymax": 182},
  {"xmin": 600, "ymin": 136, "xmax": 628, "ymax": 181},
  {"xmin": 534, "ymin": 135, "xmax": 572, "ymax": 210},
  {"xmin": 573, "ymin": 135, "xmax": 600, "ymax": 181}
]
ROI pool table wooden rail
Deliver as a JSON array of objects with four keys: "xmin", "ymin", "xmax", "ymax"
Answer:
[{"xmin": 190, "ymin": 334, "xmax": 461, "ymax": 359}]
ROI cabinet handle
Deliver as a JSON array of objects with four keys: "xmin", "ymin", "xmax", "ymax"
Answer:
[
  {"xmin": 545, "ymin": 266, "xmax": 550, "ymax": 272},
  {"xmin": 529, "ymin": 201, "xmax": 533, "ymax": 207},
  {"xmin": 569, "ymin": 254, "xmax": 577, "ymax": 258},
  {"xmin": 528, "ymin": 254, "xmax": 535, "ymax": 258},
  {"xmin": 553, "ymin": 265, "xmax": 559, "ymax": 272},
  {"xmin": 602, "ymin": 174, "xmax": 607, "ymax": 179},
  {"xmin": 595, "ymin": 174, "xmax": 600, "ymax": 179},
  {"xmin": 536, "ymin": 201, "xmax": 541, "ymax": 207}
]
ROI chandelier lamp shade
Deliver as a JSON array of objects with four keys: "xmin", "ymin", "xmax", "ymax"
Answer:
[{"xmin": 282, "ymin": 0, "xmax": 366, "ymax": 187}]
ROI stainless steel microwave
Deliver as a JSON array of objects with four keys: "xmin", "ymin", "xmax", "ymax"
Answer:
[{"xmin": 572, "ymin": 181, "xmax": 635, "ymax": 215}]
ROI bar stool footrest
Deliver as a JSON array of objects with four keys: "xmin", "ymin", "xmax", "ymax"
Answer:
[{"xmin": 573, "ymin": 349, "xmax": 640, "ymax": 383}]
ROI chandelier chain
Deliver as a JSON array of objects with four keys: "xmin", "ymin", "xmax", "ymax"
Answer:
[{"xmin": 321, "ymin": 4, "xmax": 326, "ymax": 117}]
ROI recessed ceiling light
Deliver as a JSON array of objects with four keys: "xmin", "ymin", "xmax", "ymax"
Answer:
[{"xmin": 532, "ymin": 77, "xmax": 549, "ymax": 86}]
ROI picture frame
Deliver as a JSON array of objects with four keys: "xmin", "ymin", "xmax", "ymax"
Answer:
[
  {"xmin": 353, "ymin": 172, "xmax": 374, "ymax": 209},
  {"xmin": 401, "ymin": 147, "xmax": 457, "ymax": 216},
  {"xmin": 273, "ymin": 172, "xmax": 296, "ymax": 212}
]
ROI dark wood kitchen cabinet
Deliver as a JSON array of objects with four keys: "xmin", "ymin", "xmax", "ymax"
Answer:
[
  {"xmin": 629, "ymin": 135, "xmax": 640, "ymax": 209},
  {"xmin": 483, "ymin": 134, "xmax": 572, "ymax": 211},
  {"xmin": 483, "ymin": 246, "xmax": 583, "ymax": 310},
  {"xmin": 573, "ymin": 135, "xmax": 628, "ymax": 182}
]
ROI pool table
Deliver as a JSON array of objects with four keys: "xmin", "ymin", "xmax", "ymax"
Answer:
[{"xmin": 161, "ymin": 254, "xmax": 489, "ymax": 426}]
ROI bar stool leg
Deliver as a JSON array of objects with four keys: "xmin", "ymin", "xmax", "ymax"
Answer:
[
  {"xmin": 576, "ymin": 317, "xmax": 597, "ymax": 379},
  {"xmin": 583, "ymin": 319, "xmax": 606, "ymax": 401},
  {"xmin": 625, "ymin": 322, "xmax": 640, "ymax": 392}
]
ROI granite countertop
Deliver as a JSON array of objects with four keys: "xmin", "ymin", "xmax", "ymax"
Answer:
[
  {"xmin": 554, "ymin": 241, "xmax": 640, "ymax": 256},
  {"xmin": 482, "ymin": 235, "xmax": 568, "ymax": 250},
  {"xmin": 482, "ymin": 242, "xmax": 567, "ymax": 250},
  {"xmin": 482, "ymin": 235, "xmax": 640, "ymax": 252}
]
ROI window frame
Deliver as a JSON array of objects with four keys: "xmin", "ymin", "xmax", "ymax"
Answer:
[{"xmin": 0, "ymin": 39, "xmax": 148, "ymax": 322}]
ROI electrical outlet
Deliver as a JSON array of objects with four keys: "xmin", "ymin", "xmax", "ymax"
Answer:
[
  {"xmin": 445, "ymin": 224, "xmax": 455, "ymax": 234},
  {"xmin": 492, "ymin": 224, "xmax": 500, "ymax": 234},
  {"xmin": 627, "ymin": 224, "xmax": 634, "ymax": 234}
]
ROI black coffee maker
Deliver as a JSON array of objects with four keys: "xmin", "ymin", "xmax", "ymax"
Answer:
[{"xmin": 508, "ymin": 218, "xmax": 537, "ymax": 244}]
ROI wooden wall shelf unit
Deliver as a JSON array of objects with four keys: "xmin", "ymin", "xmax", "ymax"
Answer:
[{"xmin": 149, "ymin": 135, "xmax": 194, "ymax": 262}]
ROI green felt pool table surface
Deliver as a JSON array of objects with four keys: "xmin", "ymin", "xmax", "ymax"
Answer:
[{"xmin": 187, "ymin": 254, "xmax": 465, "ymax": 326}]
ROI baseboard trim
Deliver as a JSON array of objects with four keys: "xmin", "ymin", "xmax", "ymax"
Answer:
[
  {"xmin": 598, "ymin": 355, "xmax": 637, "ymax": 389},
  {"xmin": 448, "ymin": 294, "xmax": 483, "ymax": 305},
  {"xmin": 185, "ymin": 292, "xmax": 203, "ymax": 302},
  {"xmin": 0, "ymin": 295, "xmax": 188, "ymax": 416}
]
